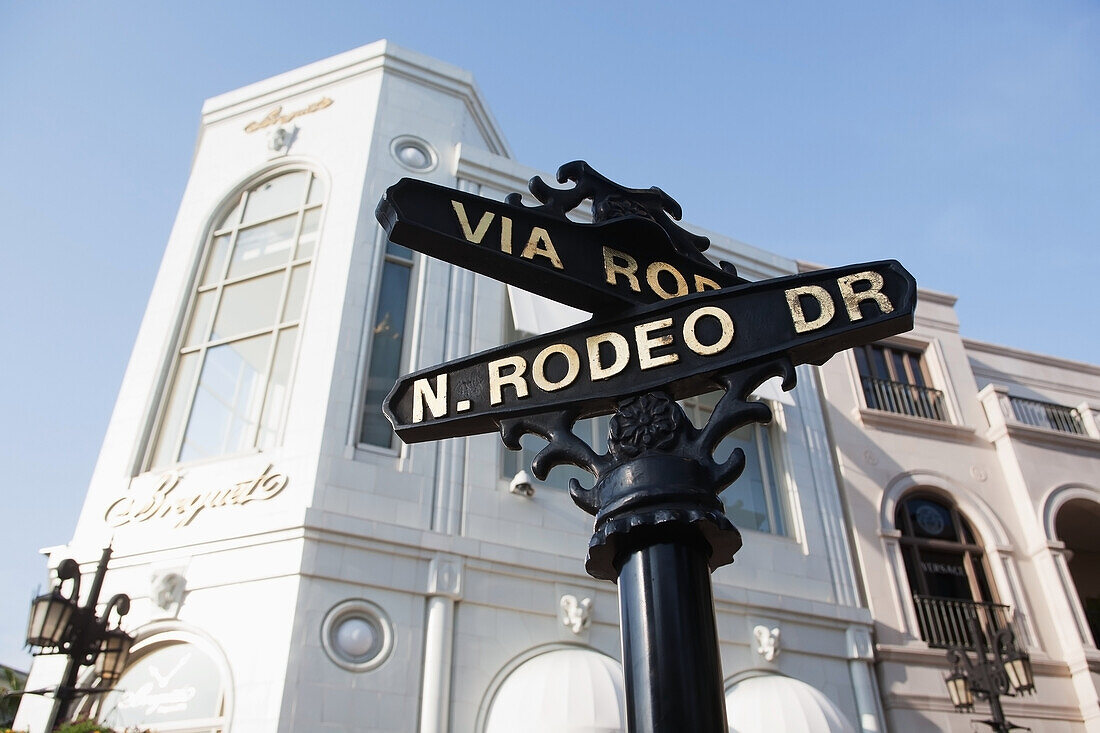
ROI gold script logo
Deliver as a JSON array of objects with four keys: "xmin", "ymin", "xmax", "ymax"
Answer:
[
  {"xmin": 244, "ymin": 97, "xmax": 333, "ymax": 133},
  {"xmin": 105, "ymin": 465, "xmax": 289, "ymax": 529}
]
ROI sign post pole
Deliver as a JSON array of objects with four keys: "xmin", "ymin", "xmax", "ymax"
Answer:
[{"xmin": 378, "ymin": 162, "xmax": 916, "ymax": 732}]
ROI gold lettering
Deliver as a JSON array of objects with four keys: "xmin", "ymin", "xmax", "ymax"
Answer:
[
  {"xmin": 586, "ymin": 332, "xmax": 631, "ymax": 381},
  {"xmin": 646, "ymin": 261, "xmax": 689, "ymax": 299},
  {"xmin": 694, "ymin": 275, "xmax": 720, "ymax": 292},
  {"xmin": 786, "ymin": 285, "xmax": 836, "ymax": 333},
  {"xmin": 451, "ymin": 201, "xmax": 494, "ymax": 243},
  {"xmin": 500, "ymin": 215, "xmax": 513, "ymax": 254},
  {"xmin": 488, "ymin": 356, "xmax": 529, "ymax": 405},
  {"xmin": 104, "ymin": 497, "xmax": 134, "ymax": 528},
  {"xmin": 244, "ymin": 108, "xmax": 281, "ymax": 133},
  {"xmin": 683, "ymin": 306, "xmax": 735, "ymax": 355},
  {"xmin": 103, "ymin": 466, "xmax": 288, "ymax": 528},
  {"xmin": 837, "ymin": 271, "xmax": 893, "ymax": 321},
  {"xmin": 635, "ymin": 318, "xmax": 679, "ymax": 370},
  {"xmin": 412, "ymin": 374, "xmax": 448, "ymax": 423},
  {"xmin": 521, "ymin": 227, "xmax": 564, "ymax": 268},
  {"xmin": 244, "ymin": 97, "xmax": 333, "ymax": 133},
  {"xmin": 532, "ymin": 344, "xmax": 581, "ymax": 392},
  {"xmin": 603, "ymin": 247, "xmax": 641, "ymax": 291},
  {"xmin": 251, "ymin": 468, "xmax": 289, "ymax": 501}
]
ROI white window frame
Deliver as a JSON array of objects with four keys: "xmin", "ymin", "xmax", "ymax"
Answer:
[
  {"xmin": 144, "ymin": 167, "xmax": 324, "ymax": 471},
  {"xmin": 355, "ymin": 225, "xmax": 422, "ymax": 454}
]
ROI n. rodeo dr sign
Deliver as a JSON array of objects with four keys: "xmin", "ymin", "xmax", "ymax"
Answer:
[{"xmin": 385, "ymin": 260, "xmax": 914, "ymax": 442}]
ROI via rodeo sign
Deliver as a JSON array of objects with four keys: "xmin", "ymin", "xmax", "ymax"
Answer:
[{"xmin": 378, "ymin": 161, "xmax": 916, "ymax": 443}]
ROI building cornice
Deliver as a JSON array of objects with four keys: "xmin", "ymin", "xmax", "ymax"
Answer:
[
  {"xmin": 965, "ymin": 337, "xmax": 1100, "ymax": 375},
  {"xmin": 986, "ymin": 421, "xmax": 1100, "ymax": 454},
  {"xmin": 200, "ymin": 40, "xmax": 510, "ymax": 157},
  {"xmin": 857, "ymin": 408, "xmax": 979, "ymax": 444}
]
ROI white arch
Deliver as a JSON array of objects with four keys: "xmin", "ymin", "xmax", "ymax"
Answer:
[
  {"xmin": 1042, "ymin": 482, "xmax": 1100, "ymax": 541},
  {"xmin": 877, "ymin": 470, "xmax": 1038, "ymax": 644},
  {"xmin": 84, "ymin": 618, "xmax": 235, "ymax": 728},
  {"xmin": 880, "ymin": 469, "xmax": 1010, "ymax": 547},
  {"xmin": 477, "ymin": 643, "xmax": 625, "ymax": 733},
  {"xmin": 724, "ymin": 671, "xmax": 856, "ymax": 733}
]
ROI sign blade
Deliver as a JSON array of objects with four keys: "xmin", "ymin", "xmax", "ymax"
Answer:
[
  {"xmin": 384, "ymin": 261, "xmax": 916, "ymax": 442},
  {"xmin": 376, "ymin": 178, "xmax": 745, "ymax": 314}
]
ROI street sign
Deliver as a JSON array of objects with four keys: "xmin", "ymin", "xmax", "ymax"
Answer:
[
  {"xmin": 376, "ymin": 177, "xmax": 746, "ymax": 315},
  {"xmin": 384, "ymin": 260, "xmax": 915, "ymax": 442},
  {"xmin": 379, "ymin": 161, "xmax": 918, "ymax": 731}
]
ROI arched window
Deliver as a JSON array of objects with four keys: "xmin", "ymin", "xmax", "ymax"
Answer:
[
  {"xmin": 896, "ymin": 493, "xmax": 1003, "ymax": 647},
  {"xmin": 1054, "ymin": 498, "xmax": 1100, "ymax": 645},
  {"xmin": 94, "ymin": 641, "xmax": 230, "ymax": 732},
  {"xmin": 149, "ymin": 170, "xmax": 325, "ymax": 468}
]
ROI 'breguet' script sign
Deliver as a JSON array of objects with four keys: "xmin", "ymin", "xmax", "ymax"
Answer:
[
  {"xmin": 105, "ymin": 464, "xmax": 288, "ymax": 529},
  {"xmin": 244, "ymin": 97, "xmax": 333, "ymax": 133}
]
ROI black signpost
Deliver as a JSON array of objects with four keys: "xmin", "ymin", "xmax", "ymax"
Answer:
[{"xmin": 378, "ymin": 162, "xmax": 916, "ymax": 732}]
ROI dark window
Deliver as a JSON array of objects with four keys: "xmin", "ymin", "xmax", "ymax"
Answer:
[
  {"xmin": 897, "ymin": 494, "xmax": 990, "ymax": 601},
  {"xmin": 855, "ymin": 344, "xmax": 946, "ymax": 421},
  {"xmin": 897, "ymin": 494, "xmax": 1008, "ymax": 647},
  {"xmin": 359, "ymin": 242, "xmax": 415, "ymax": 448}
]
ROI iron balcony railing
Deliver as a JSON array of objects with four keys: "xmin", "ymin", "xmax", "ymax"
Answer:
[
  {"xmin": 1008, "ymin": 395, "xmax": 1086, "ymax": 435},
  {"xmin": 913, "ymin": 595, "xmax": 1013, "ymax": 650},
  {"xmin": 861, "ymin": 377, "xmax": 947, "ymax": 421}
]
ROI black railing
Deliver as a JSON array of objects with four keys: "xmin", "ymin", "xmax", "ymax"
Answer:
[
  {"xmin": 861, "ymin": 377, "xmax": 947, "ymax": 421},
  {"xmin": 1008, "ymin": 395, "xmax": 1086, "ymax": 435},
  {"xmin": 913, "ymin": 596, "xmax": 1013, "ymax": 650}
]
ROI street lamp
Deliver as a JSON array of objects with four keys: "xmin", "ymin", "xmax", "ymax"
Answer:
[
  {"xmin": 943, "ymin": 617, "xmax": 1035, "ymax": 732},
  {"xmin": 23, "ymin": 546, "xmax": 133, "ymax": 731}
]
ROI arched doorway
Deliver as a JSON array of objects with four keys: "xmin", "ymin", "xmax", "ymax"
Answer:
[{"xmin": 1055, "ymin": 498, "xmax": 1100, "ymax": 645}]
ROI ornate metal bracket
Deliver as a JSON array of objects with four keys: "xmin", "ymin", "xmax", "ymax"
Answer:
[
  {"xmin": 56, "ymin": 558, "xmax": 82, "ymax": 604},
  {"xmin": 500, "ymin": 358, "xmax": 795, "ymax": 580},
  {"xmin": 505, "ymin": 160, "xmax": 741, "ymax": 278}
]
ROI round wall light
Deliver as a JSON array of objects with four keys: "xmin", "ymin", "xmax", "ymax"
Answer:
[
  {"xmin": 390, "ymin": 135, "xmax": 438, "ymax": 172},
  {"xmin": 321, "ymin": 599, "xmax": 394, "ymax": 672}
]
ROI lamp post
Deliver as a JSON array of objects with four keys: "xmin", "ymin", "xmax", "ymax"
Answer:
[
  {"xmin": 943, "ymin": 617, "xmax": 1035, "ymax": 732},
  {"xmin": 24, "ymin": 546, "xmax": 133, "ymax": 731}
]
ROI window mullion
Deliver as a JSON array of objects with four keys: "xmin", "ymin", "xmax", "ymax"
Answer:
[
  {"xmin": 170, "ymin": 346, "xmax": 208, "ymax": 463},
  {"xmin": 755, "ymin": 424, "xmax": 777, "ymax": 532},
  {"xmin": 246, "ymin": 206, "xmax": 304, "ymax": 448}
]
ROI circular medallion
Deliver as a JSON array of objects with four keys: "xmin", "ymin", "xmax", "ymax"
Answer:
[{"xmin": 915, "ymin": 504, "xmax": 946, "ymax": 536}]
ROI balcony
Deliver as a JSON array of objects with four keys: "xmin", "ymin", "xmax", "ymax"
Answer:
[
  {"xmin": 861, "ymin": 377, "xmax": 947, "ymax": 422},
  {"xmin": 1007, "ymin": 395, "xmax": 1086, "ymax": 436},
  {"xmin": 913, "ymin": 595, "xmax": 1013, "ymax": 650}
]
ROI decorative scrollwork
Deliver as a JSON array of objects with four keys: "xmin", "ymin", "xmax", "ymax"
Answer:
[
  {"xmin": 498, "ymin": 358, "xmax": 796, "ymax": 580},
  {"xmin": 504, "ymin": 160, "xmax": 716, "ymax": 267},
  {"xmin": 56, "ymin": 558, "xmax": 82, "ymax": 604}
]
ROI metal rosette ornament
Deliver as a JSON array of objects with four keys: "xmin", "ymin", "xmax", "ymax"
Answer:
[{"xmin": 501, "ymin": 362, "xmax": 792, "ymax": 582}]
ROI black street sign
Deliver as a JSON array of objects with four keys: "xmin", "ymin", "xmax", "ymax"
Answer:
[
  {"xmin": 375, "ymin": 178, "xmax": 746, "ymax": 315},
  {"xmin": 384, "ymin": 260, "xmax": 915, "ymax": 442}
]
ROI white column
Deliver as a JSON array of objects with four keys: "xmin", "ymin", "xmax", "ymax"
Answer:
[
  {"xmin": 419, "ymin": 554, "xmax": 463, "ymax": 733},
  {"xmin": 846, "ymin": 626, "xmax": 887, "ymax": 733}
]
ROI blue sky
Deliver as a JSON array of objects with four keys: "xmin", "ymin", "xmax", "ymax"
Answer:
[{"xmin": 1, "ymin": 2, "xmax": 1097, "ymax": 669}]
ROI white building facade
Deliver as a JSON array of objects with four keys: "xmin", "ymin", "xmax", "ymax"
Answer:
[
  {"xmin": 815, "ymin": 282, "xmax": 1100, "ymax": 731},
  {"xmin": 16, "ymin": 42, "xmax": 881, "ymax": 733}
]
